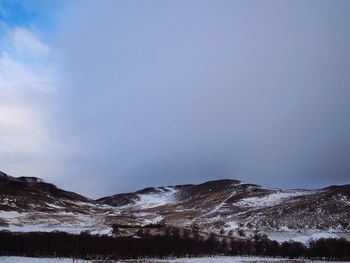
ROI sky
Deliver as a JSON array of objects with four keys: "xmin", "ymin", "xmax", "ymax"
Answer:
[{"xmin": 0, "ymin": 0, "xmax": 349, "ymax": 198}]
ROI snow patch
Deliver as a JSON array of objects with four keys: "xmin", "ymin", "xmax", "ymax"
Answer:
[
  {"xmin": 133, "ymin": 187, "xmax": 178, "ymax": 208},
  {"xmin": 265, "ymin": 231, "xmax": 342, "ymax": 244},
  {"xmin": 225, "ymin": 220, "xmax": 239, "ymax": 230},
  {"xmin": 235, "ymin": 190, "xmax": 314, "ymax": 208}
]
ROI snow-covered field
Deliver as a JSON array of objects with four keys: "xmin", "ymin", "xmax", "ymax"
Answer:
[
  {"xmin": 0, "ymin": 202, "xmax": 118, "ymax": 235},
  {"xmin": 0, "ymin": 258, "xmax": 88, "ymax": 263},
  {"xmin": 160, "ymin": 257, "xmax": 348, "ymax": 263},
  {"xmin": 0, "ymin": 257, "xmax": 349, "ymax": 263}
]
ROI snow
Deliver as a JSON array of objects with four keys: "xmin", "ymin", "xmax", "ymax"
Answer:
[
  {"xmin": 0, "ymin": 224, "xmax": 111, "ymax": 235},
  {"xmin": 133, "ymin": 187, "xmax": 178, "ymax": 208},
  {"xmin": 192, "ymin": 190, "xmax": 237, "ymax": 223},
  {"xmin": 0, "ymin": 256, "xmax": 346, "ymax": 263},
  {"xmin": 339, "ymin": 195, "xmax": 350, "ymax": 206},
  {"xmin": 0, "ymin": 257, "xmax": 88, "ymax": 262},
  {"xmin": 0, "ymin": 196, "xmax": 19, "ymax": 208},
  {"xmin": 143, "ymin": 215, "xmax": 164, "ymax": 224},
  {"xmin": 225, "ymin": 220, "xmax": 239, "ymax": 230},
  {"xmin": 22, "ymin": 178, "xmax": 46, "ymax": 184},
  {"xmin": 265, "ymin": 231, "xmax": 344, "ymax": 244},
  {"xmin": 210, "ymin": 191, "xmax": 236, "ymax": 214},
  {"xmin": 157, "ymin": 257, "xmax": 348, "ymax": 262},
  {"xmin": 0, "ymin": 211, "xmax": 24, "ymax": 219},
  {"xmin": 235, "ymin": 190, "xmax": 314, "ymax": 208},
  {"xmin": 0, "ymin": 211, "xmax": 113, "ymax": 235},
  {"xmin": 45, "ymin": 203, "xmax": 65, "ymax": 209}
]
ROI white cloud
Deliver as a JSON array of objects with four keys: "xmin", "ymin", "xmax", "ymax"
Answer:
[
  {"xmin": 0, "ymin": 27, "xmax": 60, "ymax": 178},
  {"xmin": 0, "ymin": 105, "xmax": 50, "ymax": 155},
  {"xmin": 0, "ymin": 53, "xmax": 55, "ymax": 95}
]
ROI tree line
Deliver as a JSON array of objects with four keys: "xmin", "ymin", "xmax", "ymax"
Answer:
[{"xmin": 0, "ymin": 229, "xmax": 349, "ymax": 260}]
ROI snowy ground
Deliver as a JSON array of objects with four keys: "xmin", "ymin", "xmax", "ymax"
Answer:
[
  {"xmin": 0, "ymin": 256, "xmax": 349, "ymax": 263},
  {"xmin": 234, "ymin": 190, "xmax": 315, "ymax": 208},
  {"xmin": 0, "ymin": 258, "xmax": 88, "ymax": 263},
  {"xmin": 264, "ymin": 231, "xmax": 350, "ymax": 244},
  {"xmin": 126, "ymin": 187, "xmax": 178, "ymax": 209},
  {"xmin": 159, "ymin": 257, "xmax": 348, "ymax": 263}
]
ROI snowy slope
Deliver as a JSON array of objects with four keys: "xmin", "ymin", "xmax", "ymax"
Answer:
[
  {"xmin": 1, "ymin": 171, "xmax": 350, "ymax": 244},
  {"xmin": 234, "ymin": 190, "xmax": 315, "ymax": 208}
]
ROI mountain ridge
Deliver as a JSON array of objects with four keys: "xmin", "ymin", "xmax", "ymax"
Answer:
[{"xmin": 0, "ymin": 170, "xmax": 349, "ymax": 243}]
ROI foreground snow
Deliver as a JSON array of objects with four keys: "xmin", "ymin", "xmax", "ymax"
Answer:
[
  {"xmin": 156, "ymin": 257, "xmax": 348, "ymax": 263},
  {"xmin": 0, "ymin": 258, "xmax": 88, "ymax": 263},
  {"xmin": 0, "ymin": 256, "xmax": 349, "ymax": 263}
]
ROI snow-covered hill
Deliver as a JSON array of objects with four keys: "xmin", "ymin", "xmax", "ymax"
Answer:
[{"xmin": 1, "ymin": 171, "xmax": 350, "ymax": 243}]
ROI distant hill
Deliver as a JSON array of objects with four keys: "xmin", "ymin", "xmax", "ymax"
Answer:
[{"xmin": 1, "ymin": 170, "xmax": 349, "ymax": 243}]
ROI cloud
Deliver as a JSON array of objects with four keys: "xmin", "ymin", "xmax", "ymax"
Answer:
[
  {"xmin": 1, "ymin": 1, "xmax": 349, "ymax": 198},
  {"xmin": 0, "ymin": 52, "xmax": 54, "ymax": 94},
  {"xmin": 54, "ymin": 0, "xmax": 350, "ymax": 197},
  {"xmin": 0, "ymin": 105, "xmax": 49, "ymax": 155},
  {"xmin": 0, "ymin": 26, "xmax": 60, "ymax": 179}
]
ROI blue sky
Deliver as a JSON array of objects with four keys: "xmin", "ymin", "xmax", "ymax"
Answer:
[
  {"xmin": 0, "ymin": 1, "xmax": 349, "ymax": 198},
  {"xmin": 0, "ymin": 0, "xmax": 64, "ymax": 65},
  {"xmin": 0, "ymin": 0, "xmax": 62, "ymax": 32}
]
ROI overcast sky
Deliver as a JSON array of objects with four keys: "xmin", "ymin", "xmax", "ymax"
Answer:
[{"xmin": 0, "ymin": 0, "xmax": 349, "ymax": 198}]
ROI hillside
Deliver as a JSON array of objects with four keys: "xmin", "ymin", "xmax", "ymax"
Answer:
[{"xmin": 1, "ymin": 171, "xmax": 350, "ymax": 243}]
